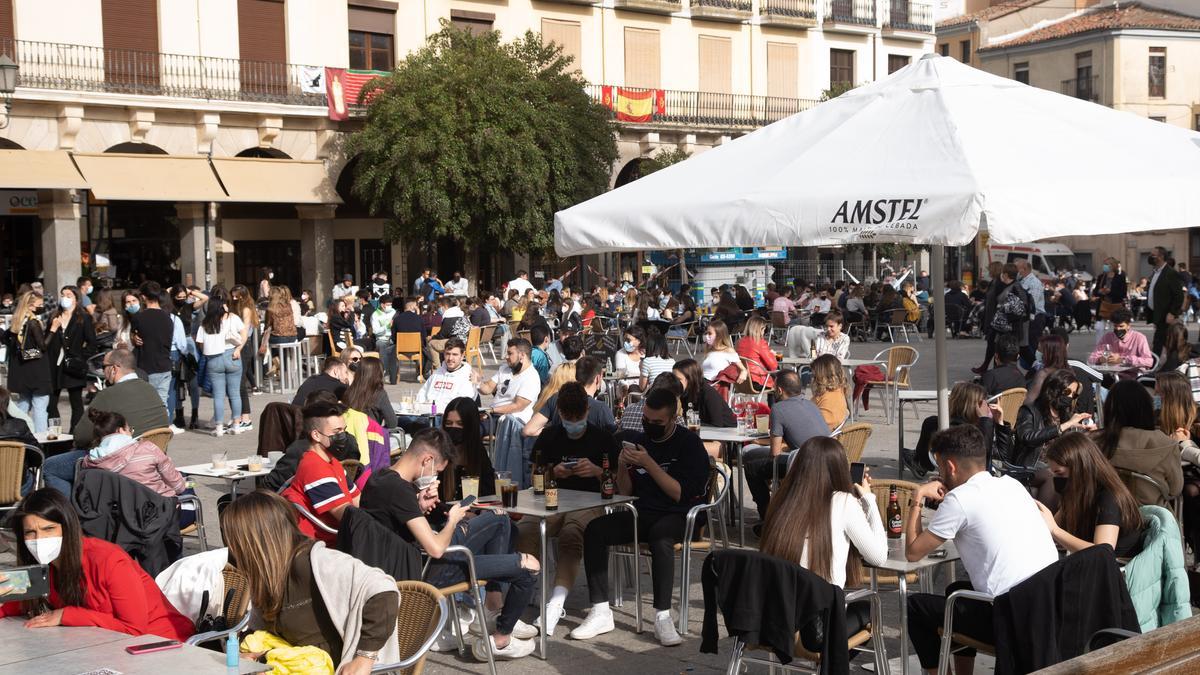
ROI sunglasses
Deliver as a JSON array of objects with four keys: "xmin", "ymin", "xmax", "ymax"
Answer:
[{"xmin": 350, "ymin": 357, "xmax": 361, "ymax": 363}]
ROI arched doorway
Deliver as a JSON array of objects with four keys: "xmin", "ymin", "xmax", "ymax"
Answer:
[
  {"xmin": 235, "ymin": 147, "xmax": 290, "ymax": 159},
  {"xmin": 104, "ymin": 142, "xmax": 168, "ymax": 155},
  {"xmin": 92, "ymin": 142, "xmax": 180, "ymax": 285}
]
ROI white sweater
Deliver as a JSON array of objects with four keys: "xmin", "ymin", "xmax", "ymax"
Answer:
[
  {"xmin": 799, "ymin": 491, "xmax": 888, "ymax": 588},
  {"xmin": 416, "ymin": 363, "xmax": 478, "ymax": 410}
]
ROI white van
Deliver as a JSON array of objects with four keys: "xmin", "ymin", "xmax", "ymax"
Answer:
[{"xmin": 988, "ymin": 242, "xmax": 1091, "ymax": 284}]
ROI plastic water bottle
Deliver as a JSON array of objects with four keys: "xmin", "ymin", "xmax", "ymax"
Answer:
[{"xmin": 225, "ymin": 633, "xmax": 239, "ymax": 668}]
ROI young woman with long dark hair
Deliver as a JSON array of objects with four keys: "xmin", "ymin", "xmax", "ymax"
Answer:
[
  {"xmin": 1013, "ymin": 368, "xmax": 1092, "ymax": 509},
  {"xmin": 342, "ymin": 356, "xmax": 396, "ymax": 430},
  {"xmin": 194, "ymin": 298, "xmax": 247, "ymax": 436},
  {"xmin": 1, "ymin": 488, "xmax": 193, "ymax": 640},
  {"xmin": 440, "ymin": 396, "xmax": 496, "ymax": 501},
  {"xmin": 1098, "ymin": 380, "xmax": 1183, "ymax": 507},
  {"xmin": 47, "ymin": 285, "xmax": 96, "ymax": 430},
  {"xmin": 1039, "ymin": 432, "xmax": 1144, "ymax": 556}
]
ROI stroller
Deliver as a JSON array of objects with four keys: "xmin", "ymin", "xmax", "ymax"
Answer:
[{"xmin": 961, "ymin": 303, "xmax": 985, "ymax": 338}]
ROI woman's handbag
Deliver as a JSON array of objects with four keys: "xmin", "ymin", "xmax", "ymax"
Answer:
[
  {"xmin": 18, "ymin": 322, "xmax": 42, "ymax": 362},
  {"xmin": 1098, "ymin": 300, "xmax": 1124, "ymax": 320}
]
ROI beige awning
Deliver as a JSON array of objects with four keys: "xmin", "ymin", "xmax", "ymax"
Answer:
[
  {"xmin": 211, "ymin": 157, "xmax": 342, "ymax": 204},
  {"xmin": 0, "ymin": 149, "xmax": 88, "ymax": 189},
  {"xmin": 71, "ymin": 153, "xmax": 228, "ymax": 202}
]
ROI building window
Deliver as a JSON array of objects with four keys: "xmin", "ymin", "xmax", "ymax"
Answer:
[
  {"xmin": 450, "ymin": 9, "xmax": 494, "ymax": 36},
  {"xmin": 767, "ymin": 42, "xmax": 799, "ymax": 99},
  {"xmin": 1149, "ymin": 116, "xmax": 1166, "ymax": 123},
  {"xmin": 349, "ymin": 31, "xmax": 393, "ymax": 70},
  {"xmin": 959, "ymin": 40, "xmax": 970, "ymax": 63},
  {"xmin": 1075, "ymin": 51, "xmax": 1092, "ymax": 100},
  {"xmin": 334, "ymin": 239, "xmax": 356, "ymax": 282},
  {"xmin": 1013, "ymin": 62, "xmax": 1029, "ymax": 84},
  {"xmin": 1148, "ymin": 46, "xmax": 1166, "ymax": 98},
  {"xmin": 624, "ymin": 27, "xmax": 661, "ymax": 89},
  {"xmin": 938, "ymin": 43, "xmax": 949, "ymax": 57},
  {"xmin": 830, "ymin": 49, "xmax": 854, "ymax": 89},
  {"xmin": 888, "ymin": 54, "xmax": 910, "ymax": 74},
  {"xmin": 698, "ymin": 35, "xmax": 733, "ymax": 94},
  {"xmin": 541, "ymin": 18, "xmax": 582, "ymax": 72}
]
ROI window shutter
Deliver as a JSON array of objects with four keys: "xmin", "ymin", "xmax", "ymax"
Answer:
[
  {"xmin": 0, "ymin": 0, "xmax": 13, "ymax": 54},
  {"xmin": 624, "ymin": 27, "xmax": 660, "ymax": 89},
  {"xmin": 541, "ymin": 18, "xmax": 582, "ymax": 72},
  {"xmin": 237, "ymin": 0, "xmax": 287, "ymax": 96},
  {"xmin": 349, "ymin": 7, "xmax": 395, "ymax": 35},
  {"xmin": 698, "ymin": 36, "xmax": 732, "ymax": 94},
  {"xmin": 101, "ymin": 0, "xmax": 159, "ymax": 87},
  {"xmin": 766, "ymin": 42, "xmax": 798, "ymax": 99}
]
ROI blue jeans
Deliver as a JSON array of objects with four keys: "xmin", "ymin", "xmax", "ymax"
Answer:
[
  {"xmin": 15, "ymin": 394, "xmax": 49, "ymax": 433},
  {"xmin": 428, "ymin": 511, "xmax": 536, "ymax": 636},
  {"xmin": 376, "ymin": 337, "xmax": 396, "ymax": 383},
  {"xmin": 42, "ymin": 449, "xmax": 86, "ymax": 496},
  {"xmin": 206, "ymin": 349, "xmax": 243, "ymax": 426},
  {"xmin": 147, "ymin": 371, "xmax": 172, "ymax": 412}
]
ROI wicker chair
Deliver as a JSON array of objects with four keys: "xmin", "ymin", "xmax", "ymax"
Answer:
[
  {"xmin": 0, "ymin": 441, "xmax": 43, "ymax": 516},
  {"xmin": 136, "ymin": 427, "xmax": 174, "ymax": 454},
  {"xmin": 372, "ymin": 581, "xmax": 448, "ymax": 675},
  {"xmin": 853, "ymin": 346, "xmax": 918, "ymax": 424},
  {"xmin": 988, "ymin": 387, "xmax": 1026, "ymax": 428},
  {"xmin": 868, "ymin": 479, "xmax": 921, "ymax": 588},
  {"xmin": 186, "ymin": 565, "xmax": 252, "ymax": 647},
  {"xmin": 834, "ymin": 423, "xmax": 873, "ymax": 463}
]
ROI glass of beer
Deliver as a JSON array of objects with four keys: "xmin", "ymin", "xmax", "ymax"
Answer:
[
  {"xmin": 47, "ymin": 418, "xmax": 61, "ymax": 441},
  {"xmin": 686, "ymin": 410, "xmax": 701, "ymax": 434},
  {"xmin": 461, "ymin": 476, "xmax": 480, "ymax": 500},
  {"xmin": 755, "ymin": 413, "xmax": 770, "ymax": 435},
  {"xmin": 501, "ymin": 482, "xmax": 520, "ymax": 508},
  {"xmin": 247, "ymin": 456, "xmax": 264, "ymax": 472}
]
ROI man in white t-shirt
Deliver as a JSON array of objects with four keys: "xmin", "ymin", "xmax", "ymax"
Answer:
[
  {"xmin": 478, "ymin": 337, "xmax": 541, "ymax": 424},
  {"xmin": 507, "ymin": 271, "xmax": 535, "ymax": 298},
  {"xmin": 904, "ymin": 424, "xmax": 1058, "ymax": 675},
  {"xmin": 416, "ymin": 337, "xmax": 478, "ymax": 411}
]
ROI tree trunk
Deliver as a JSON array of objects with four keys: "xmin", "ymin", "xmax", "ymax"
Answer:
[
  {"xmin": 678, "ymin": 249, "xmax": 688, "ymax": 292},
  {"xmin": 464, "ymin": 242, "xmax": 480, "ymax": 297}
]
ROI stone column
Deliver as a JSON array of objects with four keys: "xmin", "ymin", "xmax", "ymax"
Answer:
[
  {"xmin": 299, "ymin": 204, "xmax": 336, "ymax": 306},
  {"xmin": 177, "ymin": 202, "xmax": 213, "ymax": 289},
  {"xmin": 37, "ymin": 189, "xmax": 82, "ymax": 291}
]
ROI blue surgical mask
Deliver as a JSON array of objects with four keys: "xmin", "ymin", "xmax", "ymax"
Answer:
[
  {"xmin": 1102, "ymin": 264, "xmax": 1111, "ymax": 273},
  {"xmin": 1035, "ymin": 350, "xmax": 1043, "ymax": 364},
  {"xmin": 623, "ymin": 341, "xmax": 635, "ymax": 353},
  {"xmin": 59, "ymin": 297, "xmax": 73, "ymax": 310},
  {"xmin": 90, "ymin": 433, "xmax": 134, "ymax": 460},
  {"xmin": 562, "ymin": 418, "xmax": 587, "ymax": 439},
  {"xmin": 1153, "ymin": 395, "xmax": 1163, "ymax": 411},
  {"xmin": 126, "ymin": 303, "xmax": 140, "ymax": 314}
]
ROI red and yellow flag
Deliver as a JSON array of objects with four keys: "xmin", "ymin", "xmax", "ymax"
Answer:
[
  {"xmin": 601, "ymin": 86, "xmax": 666, "ymax": 122},
  {"xmin": 326, "ymin": 68, "xmax": 390, "ymax": 120}
]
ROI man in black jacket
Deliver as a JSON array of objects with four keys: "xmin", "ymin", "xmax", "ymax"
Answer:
[
  {"xmin": 131, "ymin": 281, "xmax": 174, "ymax": 411},
  {"xmin": 1148, "ymin": 246, "xmax": 1184, "ymax": 354},
  {"xmin": 980, "ymin": 334, "xmax": 1025, "ymax": 396},
  {"xmin": 390, "ymin": 297, "xmax": 429, "ymax": 378},
  {"xmin": 290, "ymin": 355, "xmax": 351, "ymax": 407}
]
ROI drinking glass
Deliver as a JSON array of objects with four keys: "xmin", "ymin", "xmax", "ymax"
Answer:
[
  {"xmin": 47, "ymin": 418, "xmax": 61, "ymax": 440},
  {"xmin": 461, "ymin": 476, "xmax": 480, "ymax": 500},
  {"xmin": 501, "ymin": 482, "xmax": 520, "ymax": 508},
  {"xmin": 755, "ymin": 413, "xmax": 770, "ymax": 435},
  {"xmin": 495, "ymin": 470, "xmax": 512, "ymax": 491},
  {"xmin": 211, "ymin": 453, "xmax": 227, "ymax": 470},
  {"xmin": 247, "ymin": 456, "xmax": 264, "ymax": 472}
]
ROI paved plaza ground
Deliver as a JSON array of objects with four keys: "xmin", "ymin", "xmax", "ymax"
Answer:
[{"xmin": 4, "ymin": 324, "xmax": 1142, "ymax": 673}]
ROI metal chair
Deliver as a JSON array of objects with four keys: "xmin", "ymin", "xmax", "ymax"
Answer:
[
  {"xmin": 667, "ymin": 321, "xmax": 697, "ymax": 356},
  {"xmin": 612, "ymin": 461, "xmax": 731, "ymax": 635},
  {"xmin": 853, "ymin": 346, "xmax": 918, "ymax": 424},
  {"xmin": 268, "ymin": 341, "xmax": 304, "ymax": 394},
  {"xmin": 136, "ymin": 427, "xmax": 174, "ymax": 454},
  {"xmin": 186, "ymin": 565, "xmax": 252, "ymax": 647},
  {"xmin": 769, "ymin": 311, "xmax": 790, "ymax": 345},
  {"xmin": 1117, "ymin": 468, "xmax": 1183, "ymax": 525},
  {"xmin": 289, "ymin": 500, "xmax": 339, "ymax": 536},
  {"xmin": 867, "ymin": 479, "xmax": 923, "ymax": 590},
  {"xmin": 833, "ymin": 422, "xmax": 872, "ymax": 463},
  {"xmin": 421, "ymin": 544, "xmax": 496, "ymax": 675},
  {"xmin": 0, "ymin": 441, "xmax": 43, "ymax": 516},
  {"xmin": 936, "ymin": 588, "xmax": 997, "ymax": 675},
  {"xmin": 178, "ymin": 492, "xmax": 209, "ymax": 553},
  {"xmin": 479, "ymin": 323, "xmax": 500, "ymax": 364},
  {"xmin": 735, "ymin": 356, "xmax": 772, "ymax": 403},
  {"xmin": 394, "ymin": 332, "xmax": 425, "ymax": 383},
  {"xmin": 372, "ymin": 580, "xmax": 449, "ymax": 675}
]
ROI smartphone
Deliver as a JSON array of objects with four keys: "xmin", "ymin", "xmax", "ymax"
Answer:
[
  {"xmin": 459, "ymin": 495, "xmax": 477, "ymax": 508},
  {"xmin": 850, "ymin": 462, "xmax": 865, "ymax": 485},
  {"xmin": 622, "ymin": 441, "xmax": 637, "ymax": 452},
  {"xmin": 0, "ymin": 565, "xmax": 49, "ymax": 603},
  {"xmin": 125, "ymin": 640, "xmax": 183, "ymax": 655}
]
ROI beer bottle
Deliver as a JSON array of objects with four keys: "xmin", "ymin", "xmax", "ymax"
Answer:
[
  {"xmin": 532, "ymin": 451, "xmax": 546, "ymax": 496},
  {"xmin": 601, "ymin": 454, "xmax": 615, "ymax": 500},
  {"xmin": 887, "ymin": 485, "xmax": 903, "ymax": 539},
  {"xmin": 545, "ymin": 476, "xmax": 559, "ymax": 511}
]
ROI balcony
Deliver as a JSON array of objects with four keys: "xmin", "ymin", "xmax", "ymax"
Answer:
[
  {"xmin": 690, "ymin": 0, "xmax": 753, "ymax": 23},
  {"xmin": 5, "ymin": 38, "xmax": 326, "ymax": 106},
  {"xmin": 824, "ymin": 0, "xmax": 877, "ymax": 32},
  {"xmin": 1061, "ymin": 75, "xmax": 1100, "ymax": 103},
  {"xmin": 883, "ymin": 1, "xmax": 933, "ymax": 35},
  {"xmin": 759, "ymin": 0, "xmax": 819, "ymax": 29},
  {"xmin": 613, "ymin": 0, "xmax": 682, "ymax": 15},
  {"xmin": 585, "ymin": 84, "xmax": 818, "ymax": 130}
]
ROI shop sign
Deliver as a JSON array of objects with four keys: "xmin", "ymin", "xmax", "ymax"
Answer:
[{"xmin": 0, "ymin": 190, "xmax": 37, "ymax": 216}]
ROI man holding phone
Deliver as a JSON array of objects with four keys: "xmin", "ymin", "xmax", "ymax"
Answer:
[{"xmin": 518, "ymin": 383, "xmax": 620, "ymax": 636}]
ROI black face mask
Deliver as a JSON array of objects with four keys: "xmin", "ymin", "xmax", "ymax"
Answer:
[
  {"xmin": 348, "ymin": 361, "xmax": 360, "ymax": 372},
  {"xmin": 444, "ymin": 426, "xmax": 465, "ymax": 445},
  {"xmin": 1149, "ymin": 255, "xmax": 1160, "ymax": 267},
  {"xmin": 1053, "ymin": 476, "xmax": 1069, "ymax": 494},
  {"xmin": 1114, "ymin": 329, "xmax": 1128, "ymax": 339},
  {"xmin": 322, "ymin": 431, "xmax": 353, "ymax": 460},
  {"xmin": 642, "ymin": 418, "xmax": 668, "ymax": 441},
  {"xmin": 1054, "ymin": 395, "xmax": 1076, "ymax": 418}
]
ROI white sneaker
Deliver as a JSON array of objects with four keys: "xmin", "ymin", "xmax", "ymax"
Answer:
[
  {"xmin": 429, "ymin": 627, "xmax": 461, "ymax": 652},
  {"xmin": 654, "ymin": 613, "xmax": 683, "ymax": 647},
  {"xmin": 169, "ymin": 425, "xmax": 185, "ymax": 435},
  {"xmin": 210, "ymin": 425, "xmax": 225, "ymax": 437},
  {"xmin": 471, "ymin": 635, "xmax": 534, "ymax": 661},
  {"xmin": 569, "ymin": 607, "xmax": 614, "ymax": 640},
  {"xmin": 535, "ymin": 600, "xmax": 566, "ymax": 637},
  {"xmin": 510, "ymin": 618, "xmax": 539, "ymax": 640}
]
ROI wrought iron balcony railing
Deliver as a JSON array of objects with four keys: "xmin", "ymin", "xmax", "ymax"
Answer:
[
  {"xmin": 884, "ymin": 1, "xmax": 933, "ymax": 32},
  {"xmin": 825, "ymin": 0, "xmax": 876, "ymax": 25},
  {"xmin": 585, "ymin": 84, "xmax": 819, "ymax": 130},
  {"xmin": 1061, "ymin": 75, "xmax": 1100, "ymax": 102}
]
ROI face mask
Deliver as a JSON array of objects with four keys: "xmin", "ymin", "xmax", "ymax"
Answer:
[
  {"xmin": 1035, "ymin": 350, "xmax": 1043, "ymax": 364},
  {"xmin": 1114, "ymin": 328, "xmax": 1128, "ymax": 339},
  {"xmin": 444, "ymin": 426, "xmax": 465, "ymax": 445},
  {"xmin": 126, "ymin": 303, "xmax": 140, "ymax": 314},
  {"xmin": 1052, "ymin": 476, "xmax": 1069, "ymax": 494},
  {"xmin": 704, "ymin": 334, "xmax": 715, "ymax": 346},
  {"xmin": 301, "ymin": 294, "xmax": 309, "ymax": 301},
  {"xmin": 348, "ymin": 361, "xmax": 360, "ymax": 372},
  {"xmin": 1153, "ymin": 395, "xmax": 1163, "ymax": 411},
  {"xmin": 642, "ymin": 418, "xmax": 668, "ymax": 441},
  {"xmin": 59, "ymin": 297, "xmax": 73, "ymax": 310},
  {"xmin": 1055, "ymin": 395, "xmax": 1076, "ymax": 416},
  {"xmin": 623, "ymin": 341, "xmax": 635, "ymax": 353},
  {"xmin": 320, "ymin": 430, "xmax": 350, "ymax": 458},
  {"xmin": 1149, "ymin": 255, "xmax": 1160, "ymax": 267},
  {"xmin": 90, "ymin": 433, "xmax": 134, "ymax": 460},
  {"xmin": 415, "ymin": 459, "xmax": 437, "ymax": 490},
  {"xmin": 268, "ymin": 272, "xmax": 274, "ymax": 280},
  {"xmin": 563, "ymin": 418, "xmax": 587, "ymax": 439},
  {"xmin": 1102, "ymin": 264, "xmax": 1111, "ymax": 273},
  {"xmin": 27, "ymin": 536, "xmax": 63, "ymax": 565}
]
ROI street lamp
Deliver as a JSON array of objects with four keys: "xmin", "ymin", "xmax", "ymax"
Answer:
[{"xmin": 0, "ymin": 55, "xmax": 19, "ymax": 129}]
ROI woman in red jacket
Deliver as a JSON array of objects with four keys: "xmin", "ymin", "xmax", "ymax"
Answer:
[
  {"xmin": 735, "ymin": 315, "xmax": 778, "ymax": 388},
  {"xmin": 1, "ymin": 488, "xmax": 194, "ymax": 641}
]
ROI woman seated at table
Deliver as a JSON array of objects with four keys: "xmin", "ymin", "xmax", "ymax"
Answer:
[
  {"xmin": 341, "ymin": 356, "xmax": 397, "ymax": 430},
  {"xmin": 439, "ymin": 396, "xmax": 497, "ymax": 501},
  {"xmin": 810, "ymin": 354, "xmax": 850, "ymax": 430},
  {"xmin": 665, "ymin": 294, "xmax": 696, "ymax": 338},
  {"xmin": 700, "ymin": 319, "xmax": 747, "ymax": 384},
  {"xmin": 1097, "ymin": 380, "xmax": 1183, "ymax": 507},
  {"xmin": 1088, "ymin": 309, "xmax": 1152, "ymax": 369},
  {"xmin": 714, "ymin": 292, "xmax": 745, "ymax": 333},
  {"xmin": 814, "ymin": 311, "xmax": 851, "ymax": 360},
  {"xmin": 759, "ymin": 436, "xmax": 885, "ymax": 635},
  {"xmin": 615, "ymin": 325, "xmax": 645, "ymax": 396},
  {"xmin": 1, "ymin": 488, "xmax": 194, "ymax": 640},
  {"xmin": 1014, "ymin": 369, "xmax": 1092, "ymax": 509},
  {"xmin": 1037, "ymin": 432, "xmax": 1145, "ymax": 557},
  {"xmin": 222, "ymin": 490, "xmax": 399, "ymax": 672},
  {"xmin": 872, "ymin": 286, "xmax": 904, "ymax": 340},
  {"xmin": 674, "ymin": 359, "xmax": 736, "ymax": 458},
  {"xmin": 735, "ymin": 316, "xmax": 778, "ymax": 389},
  {"xmin": 1158, "ymin": 371, "xmax": 1200, "ymax": 556},
  {"xmin": 904, "ymin": 382, "xmax": 1009, "ymax": 478},
  {"xmin": 1024, "ymin": 332, "xmax": 1097, "ymax": 417},
  {"xmin": 80, "ymin": 409, "xmax": 195, "ymax": 526},
  {"xmin": 1157, "ymin": 322, "xmax": 1197, "ymax": 374},
  {"xmin": 638, "ymin": 328, "xmax": 675, "ymax": 392}
]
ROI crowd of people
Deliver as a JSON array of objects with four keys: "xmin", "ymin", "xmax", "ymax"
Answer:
[{"xmin": 1, "ymin": 250, "xmax": 1197, "ymax": 673}]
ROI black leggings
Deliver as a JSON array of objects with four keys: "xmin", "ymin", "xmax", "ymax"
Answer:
[
  {"xmin": 50, "ymin": 387, "xmax": 85, "ymax": 431},
  {"xmin": 584, "ymin": 509, "xmax": 687, "ymax": 611},
  {"xmin": 239, "ymin": 341, "xmax": 254, "ymax": 418}
]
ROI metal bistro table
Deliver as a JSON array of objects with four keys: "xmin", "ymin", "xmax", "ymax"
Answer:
[
  {"xmin": 32, "ymin": 432, "xmax": 75, "ymax": 457},
  {"xmin": 699, "ymin": 426, "xmax": 769, "ymax": 547},
  {"xmin": 897, "ymin": 390, "xmax": 938, "ymax": 479},
  {"xmin": 177, "ymin": 457, "xmax": 272, "ymax": 498},
  {"xmin": 476, "ymin": 488, "xmax": 639, "ymax": 659},
  {"xmin": 0, "ymin": 617, "xmax": 269, "ymax": 674},
  {"xmin": 1087, "ymin": 362, "xmax": 1134, "ymax": 427},
  {"xmin": 867, "ymin": 541, "xmax": 961, "ymax": 675}
]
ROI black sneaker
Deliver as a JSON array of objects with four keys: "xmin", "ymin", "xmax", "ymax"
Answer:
[{"xmin": 902, "ymin": 449, "xmax": 929, "ymax": 478}]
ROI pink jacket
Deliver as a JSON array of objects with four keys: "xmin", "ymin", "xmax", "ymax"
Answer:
[
  {"xmin": 1089, "ymin": 330, "xmax": 1153, "ymax": 369},
  {"xmin": 83, "ymin": 440, "xmax": 187, "ymax": 498}
]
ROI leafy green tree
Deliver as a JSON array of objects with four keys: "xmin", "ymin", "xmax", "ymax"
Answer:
[
  {"xmin": 347, "ymin": 23, "xmax": 619, "ymax": 253},
  {"xmin": 820, "ymin": 81, "xmax": 859, "ymax": 102},
  {"xmin": 641, "ymin": 146, "xmax": 692, "ymax": 175}
]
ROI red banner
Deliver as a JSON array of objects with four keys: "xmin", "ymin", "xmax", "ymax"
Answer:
[
  {"xmin": 601, "ymin": 86, "xmax": 666, "ymax": 122},
  {"xmin": 326, "ymin": 68, "xmax": 389, "ymax": 120}
]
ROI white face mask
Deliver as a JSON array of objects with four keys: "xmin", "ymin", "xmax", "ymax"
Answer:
[
  {"xmin": 415, "ymin": 459, "xmax": 437, "ymax": 490},
  {"xmin": 27, "ymin": 536, "xmax": 63, "ymax": 565},
  {"xmin": 59, "ymin": 297, "xmax": 74, "ymax": 310}
]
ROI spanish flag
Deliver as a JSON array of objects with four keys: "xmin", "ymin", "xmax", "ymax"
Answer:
[{"xmin": 601, "ymin": 86, "xmax": 667, "ymax": 122}]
